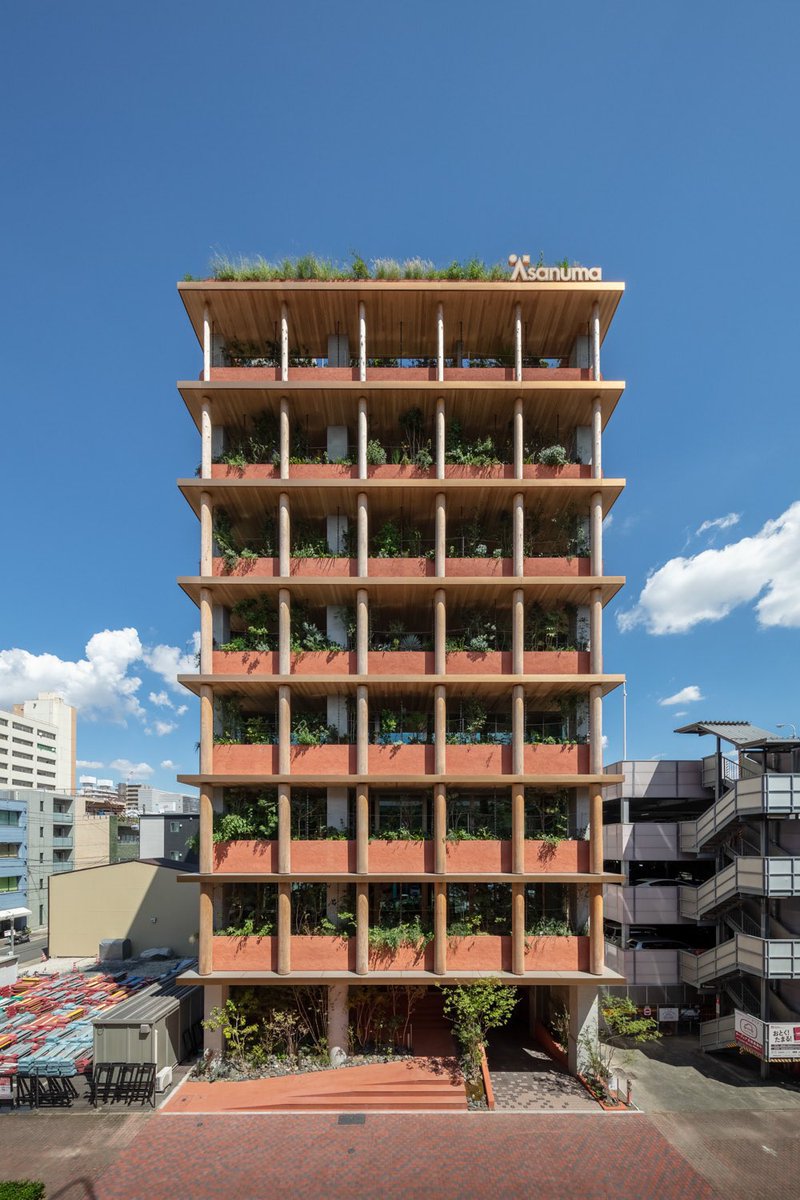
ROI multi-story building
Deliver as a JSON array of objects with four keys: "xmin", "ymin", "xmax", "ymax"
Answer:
[
  {"xmin": 174, "ymin": 261, "xmax": 627, "ymax": 1070},
  {"xmin": 0, "ymin": 787, "xmax": 75, "ymax": 931},
  {"xmin": 139, "ymin": 813, "xmax": 199, "ymax": 864},
  {"xmin": 0, "ymin": 693, "xmax": 76, "ymax": 793},
  {"xmin": 119, "ymin": 784, "xmax": 199, "ymax": 816},
  {"xmin": 0, "ymin": 793, "xmax": 28, "ymax": 937}
]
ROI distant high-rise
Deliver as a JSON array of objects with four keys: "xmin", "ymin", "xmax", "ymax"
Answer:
[{"xmin": 0, "ymin": 692, "xmax": 76, "ymax": 792}]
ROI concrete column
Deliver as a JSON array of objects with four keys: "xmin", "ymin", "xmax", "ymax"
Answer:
[
  {"xmin": 277, "ymin": 883, "xmax": 291, "ymax": 975},
  {"xmin": 590, "ymin": 683, "xmax": 604, "ymax": 879},
  {"xmin": 567, "ymin": 985, "xmax": 599, "ymax": 1075},
  {"xmin": 591, "ymin": 302, "xmax": 601, "ymax": 382},
  {"xmin": 356, "ymin": 884, "xmax": 369, "ymax": 975},
  {"xmin": 435, "ymin": 492, "xmax": 446, "ymax": 577},
  {"xmin": 357, "ymin": 492, "xmax": 368, "ymax": 575},
  {"xmin": 513, "ymin": 493, "xmax": 524, "ymax": 576},
  {"xmin": 592, "ymin": 396, "xmax": 602, "ymax": 480},
  {"xmin": 433, "ymin": 783, "xmax": 446, "ymax": 874},
  {"xmin": 513, "ymin": 396, "xmax": 523, "ymax": 479},
  {"xmin": 201, "ymin": 396, "xmax": 212, "ymax": 477},
  {"xmin": 590, "ymin": 492, "xmax": 603, "ymax": 576},
  {"xmin": 280, "ymin": 396, "xmax": 290, "ymax": 480},
  {"xmin": 514, "ymin": 303, "xmax": 523, "ymax": 382},
  {"xmin": 199, "ymin": 787, "xmax": 213, "ymax": 874},
  {"xmin": 512, "ymin": 883, "xmax": 525, "ymax": 975},
  {"xmin": 328, "ymin": 983, "xmax": 349, "ymax": 1064},
  {"xmin": 589, "ymin": 884, "xmax": 604, "ymax": 975},
  {"xmin": 359, "ymin": 302, "xmax": 367, "ymax": 383},
  {"xmin": 202, "ymin": 983, "xmax": 229, "ymax": 1054},
  {"xmin": 280, "ymin": 304, "xmax": 289, "ymax": 382},
  {"xmin": 278, "ymin": 785, "xmax": 291, "ymax": 873},
  {"xmin": 512, "ymin": 685, "xmax": 525, "ymax": 776},
  {"xmin": 436, "ymin": 303, "xmax": 444, "ymax": 383},
  {"xmin": 435, "ymin": 396, "xmax": 446, "ymax": 479},
  {"xmin": 203, "ymin": 305, "xmax": 211, "ymax": 382},
  {"xmin": 589, "ymin": 589, "xmax": 603, "ymax": 674},
  {"xmin": 200, "ymin": 587, "xmax": 213, "ymax": 675},
  {"xmin": 434, "ymin": 686, "xmax": 446, "ymax": 776},
  {"xmin": 200, "ymin": 491, "xmax": 213, "ymax": 575},
  {"xmin": 357, "ymin": 397, "xmax": 368, "ymax": 480},
  {"xmin": 278, "ymin": 588, "xmax": 291, "ymax": 675},
  {"xmin": 278, "ymin": 686, "xmax": 291, "ymax": 776},
  {"xmin": 434, "ymin": 588, "xmax": 446, "ymax": 675},
  {"xmin": 512, "ymin": 589, "xmax": 524, "ymax": 675},
  {"xmin": 356, "ymin": 685, "xmax": 368, "ymax": 776},
  {"xmin": 356, "ymin": 785, "xmax": 369, "ymax": 873},
  {"xmin": 199, "ymin": 883, "xmax": 214, "ymax": 975},
  {"xmin": 433, "ymin": 882, "xmax": 447, "ymax": 974},
  {"xmin": 512, "ymin": 784, "xmax": 525, "ymax": 873},
  {"xmin": 279, "ymin": 493, "xmax": 290, "ymax": 575},
  {"xmin": 356, "ymin": 588, "xmax": 369, "ymax": 674},
  {"xmin": 200, "ymin": 685, "xmax": 213, "ymax": 775}
]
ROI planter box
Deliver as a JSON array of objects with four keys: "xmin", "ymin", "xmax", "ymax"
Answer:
[
  {"xmin": 522, "ymin": 464, "xmax": 591, "ymax": 479},
  {"xmin": 368, "ymin": 465, "xmax": 434, "ymax": 479},
  {"xmin": 214, "ymin": 744, "xmax": 278, "ymax": 774},
  {"xmin": 289, "ymin": 367, "xmax": 359, "ymax": 381},
  {"xmin": 368, "ymin": 558, "xmax": 434, "ymax": 577},
  {"xmin": 291, "ymin": 745, "xmax": 357, "ymax": 774},
  {"xmin": 289, "ymin": 464, "xmax": 358, "ymax": 478},
  {"xmin": 448, "ymin": 935, "xmax": 509, "ymax": 971},
  {"xmin": 526, "ymin": 840, "xmax": 590, "ymax": 872},
  {"xmin": 291, "ymin": 935, "xmax": 354, "ymax": 970},
  {"xmin": 368, "ymin": 840, "xmax": 433, "ymax": 873},
  {"xmin": 213, "ymin": 840, "xmax": 278, "ymax": 873},
  {"xmin": 446, "ymin": 840, "xmax": 509, "ymax": 873},
  {"xmin": 367, "ymin": 367, "xmax": 434, "ymax": 381},
  {"xmin": 446, "ymin": 745, "xmax": 511, "ymax": 774},
  {"xmin": 213, "ymin": 650, "xmax": 279, "ymax": 675},
  {"xmin": 445, "ymin": 651, "xmax": 511, "ymax": 674},
  {"xmin": 443, "ymin": 368, "xmax": 513, "ymax": 382},
  {"xmin": 212, "ymin": 935, "xmax": 276, "ymax": 971},
  {"xmin": 524, "ymin": 935, "xmax": 589, "ymax": 971},
  {"xmin": 446, "ymin": 558, "xmax": 511, "ymax": 577},
  {"xmin": 367, "ymin": 943, "xmax": 432, "ymax": 971},
  {"xmin": 212, "ymin": 557, "xmax": 277, "ymax": 577},
  {"xmin": 522, "ymin": 651, "xmax": 590, "ymax": 674},
  {"xmin": 210, "ymin": 367, "xmax": 280, "ymax": 381},
  {"xmin": 289, "ymin": 558, "xmax": 356, "ymax": 577},
  {"xmin": 369, "ymin": 744, "xmax": 434, "ymax": 775},
  {"xmin": 367, "ymin": 651, "xmax": 433, "ymax": 676},
  {"xmin": 521, "ymin": 367, "xmax": 589, "ymax": 381},
  {"xmin": 291, "ymin": 650, "xmax": 354, "ymax": 675},
  {"xmin": 210, "ymin": 464, "xmax": 279, "ymax": 479},
  {"xmin": 291, "ymin": 840, "xmax": 355, "ymax": 873},
  {"xmin": 444, "ymin": 465, "xmax": 512, "ymax": 479},
  {"xmin": 523, "ymin": 744, "xmax": 588, "ymax": 774},
  {"xmin": 524, "ymin": 558, "xmax": 590, "ymax": 577}
]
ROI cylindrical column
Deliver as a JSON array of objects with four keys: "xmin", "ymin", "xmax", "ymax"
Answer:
[
  {"xmin": 355, "ymin": 884, "xmax": 369, "ymax": 975},
  {"xmin": 279, "ymin": 493, "xmax": 290, "ymax": 575},
  {"xmin": 591, "ymin": 301, "xmax": 601, "ymax": 382},
  {"xmin": 433, "ymin": 882, "xmax": 447, "ymax": 975},
  {"xmin": 278, "ymin": 685, "xmax": 291, "ymax": 776},
  {"xmin": 590, "ymin": 491, "xmax": 603, "ymax": 576},
  {"xmin": 357, "ymin": 492, "xmax": 368, "ymax": 576},
  {"xmin": 590, "ymin": 683, "xmax": 604, "ymax": 876},
  {"xmin": 200, "ymin": 491, "xmax": 213, "ymax": 575},
  {"xmin": 514, "ymin": 302, "xmax": 523, "ymax": 382},
  {"xmin": 512, "ymin": 883, "xmax": 525, "ymax": 975},
  {"xmin": 200, "ymin": 587, "xmax": 213, "ymax": 675},
  {"xmin": 199, "ymin": 787, "xmax": 214, "ymax": 874},
  {"xmin": 278, "ymin": 785, "xmax": 291, "ymax": 874},
  {"xmin": 435, "ymin": 396, "xmax": 445, "ymax": 479},
  {"xmin": 513, "ymin": 396, "xmax": 523, "ymax": 480},
  {"xmin": 513, "ymin": 493, "xmax": 524, "ymax": 575},
  {"xmin": 436, "ymin": 303, "xmax": 444, "ymax": 383},
  {"xmin": 356, "ymin": 685, "xmax": 368, "ymax": 776},
  {"xmin": 278, "ymin": 588, "xmax": 291, "ymax": 675},
  {"xmin": 589, "ymin": 883, "xmax": 604, "ymax": 975},
  {"xmin": 280, "ymin": 396, "xmax": 290, "ymax": 481},
  {"xmin": 591, "ymin": 395, "xmax": 602, "ymax": 480},
  {"xmin": 328, "ymin": 983, "xmax": 349, "ymax": 1064},
  {"xmin": 203, "ymin": 304, "xmax": 211, "ymax": 382},
  {"xmin": 512, "ymin": 588, "xmax": 524, "ymax": 675},
  {"xmin": 356, "ymin": 588, "xmax": 369, "ymax": 675},
  {"xmin": 435, "ymin": 492, "xmax": 446, "ymax": 577},
  {"xmin": 356, "ymin": 784, "xmax": 369, "ymax": 874},
  {"xmin": 434, "ymin": 685, "xmax": 446, "ymax": 776},
  {"xmin": 512, "ymin": 684, "xmax": 525, "ymax": 776},
  {"xmin": 201, "ymin": 396, "xmax": 212, "ymax": 477},
  {"xmin": 199, "ymin": 883, "xmax": 213, "ymax": 975},
  {"xmin": 199, "ymin": 685, "xmax": 213, "ymax": 775},
  {"xmin": 280, "ymin": 304, "xmax": 289, "ymax": 382},
  {"xmin": 589, "ymin": 588, "xmax": 603, "ymax": 675},
  {"xmin": 433, "ymin": 783, "xmax": 446, "ymax": 874},
  {"xmin": 358, "ymin": 302, "xmax": 367, "ymax": 382},
  {"xmin": 277, "ymin": 883, "xmax": 291, "ymax": 975},
  {"xmin": 434, "ymin": 588, "xmax": 446, "ymax": 675},
  {"xmin": 357, "ymin": 396, "xmax": 368, "ymax": 480},
  {"xmin": 512, "ymin": 784, "xmax": 525, "ymax": 873}
]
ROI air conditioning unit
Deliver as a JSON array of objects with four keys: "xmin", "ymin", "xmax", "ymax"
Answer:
[{"xmin": 155, "ymin": 1066, "xmax": 173, "ymax": 1092}]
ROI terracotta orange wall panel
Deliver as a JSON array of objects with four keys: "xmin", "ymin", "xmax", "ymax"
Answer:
[
  {"xmin": 368, "ymin": 840, "xmax": 433, "ymax": 873},
  {"xmin": 524, "ymin": 935, "xmax": 589, "ymax": 971},
  {"xmin": 445, "ymin": 840, "xmax": 509, "ymax": 873},
  {"xmin": 214, "ymin": 744, "xmax": 279, "ymax": 774},
  {"xmin": 446, "ymin": 745, "xmax": 510, "ymax": 774},
  {"xmin": 289, "ymin": 558, "xmax": 356, "ymax": 577},
  {"xmin": 447, "ymin": 935, "xmax": 510, "ymax": 971},
  {"xmin": 291, "ymin": 840, "xmax": 355, "ymax": 873},
  {"xmin": 289, "ymin": 464, "xmax": 358, "ymax": 479},
  {"xmin": 213, "ymin": 839, "xmax": 278, "ymax": 873},
  {"xmin": 290, "ymin": 744, "xmax": 357, "ymax": 773},
  {"xmin": 213, "ymin": 650, "xmax": 279, "ymax": 674},
  {"xmin": 369, "ymin": 744, "xmax": 434, "ymax": 775},
  {"xmin": 368, "ymin": 558, "xmax": 434, "ymax": 578},
  {"xmin": 212, "ymin": 557, "xmax": 278, "ymax": 577},
  {"xmin": 212, "ymin": 935, "xmax": 277, "ymax": 971},
  {"xmin": 523, "ymin": 744, "xmax": 588, "ymax": 773},
  {"xmin": 211, "ymin": 464, "xmax": 280, "ymax": 479},
  {"xmin": 445, "ymin": 651, "xmax": 511, "ymax": 674},
  {"xmin": 367, "ymin": 651, "xmax": 433, "ymax": 676},
  {"xmin": 367, "ymin": 943, "xmax": 432, "ymax": 971},
  {"xmin": 521, "ymin": 651, "xmax": 590, "ymax": 674},
  {"xmin": 526, "ymin": 840, "xmax": 590, "ymax": 872},
  {"xmin": 524, "ymin": 558, "xmax": 588, "ymax": 577},
  {"xmin": 291, "ymin": 935, "xmax": 354, "ymax": 970},
  {"xmin": 291, "ymin": 650, "xmax": 354, "ymax": 675}
]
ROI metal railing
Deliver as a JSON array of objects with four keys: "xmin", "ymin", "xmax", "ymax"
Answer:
[
  {"xmin": 683, "ymin": 933, "xmax": 800, "ymax": 986},
  {"xmin": 680, "ymin": 774, "xmax": 800, "ymax": 853}
]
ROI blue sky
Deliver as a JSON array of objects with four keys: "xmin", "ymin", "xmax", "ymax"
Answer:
[{"xmin": 2, "ymin": 1, "xmax": 798, "ymax": 788}]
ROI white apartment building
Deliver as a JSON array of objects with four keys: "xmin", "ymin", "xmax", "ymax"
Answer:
[
  {"xmin": 0, "ymin": 693, "xmax": 76, "ymax": 793},
  {"xmin": 118, "ymin": 783, "xmax": 199, "ymax": 815}
]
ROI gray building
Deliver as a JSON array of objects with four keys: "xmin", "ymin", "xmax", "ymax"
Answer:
[
  {"xmin": 139, "ymin": 813, "xmax": 198, "ymax": 865},
  {"xmin": 119, "ymin": 784, "xmax": 199, "ymax": 816},
  {"xmin": 0, "ymin": 787, "xmax": 75, "ymax": 931}
]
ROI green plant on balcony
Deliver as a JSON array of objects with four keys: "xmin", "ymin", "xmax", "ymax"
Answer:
[
  {"xmin": 370, "ymin": 825, "xmax": 426, "ymax": 842},
  {"xmin": 445, "ymin": 418, "xmax": 503, "ymax": 466},
  {"xmin": 217, "ymin": 411, "xmax": 281, "ymax": 467},
  {"xmin": 445, "ymin": 825, "xmax": 495, "ymax": 841},
  {"xmin": 524, "ymin": 506, "xmax": 589, "ymax": 559},
  {"xmin": 207, "ymin": 253, "xmax": 513, "ymax": 283},
  {"xmin": 291, "ymin": 520, "xmax": 335, "ymax": 558},
  {"xmin": 368, "ymin": 919, "xmax": 433, "ymax": 953},
  {"xmin": 438, "ymin": 979, "xmax": 518, "ymax": 1082},
  {"xmin": 222, "ymin": 339, "xmax": 280, "ymax": 368},
  {"xmin": 371, "ymin": 618, "xmax": 430, "ymax": 652},
  {"xmin": 537, "ymin": 444, "xmax": 570, "ymax": 467},
  {"xmin": 526, "ymin": 790, "xmax": 571, "ymax": 842},
  {"xmin": 371, "ymin": 519, "xmax": 422, "ymax": 558},
  {"xmin": 526, "ymin": 916, "xmax": 573, "ymax": 936},
  {"xmin": 218, "ymin": 597, "xmax": 276, "ymax": 653},
  {"xmin": 366, "ymin": 438, "xmax": 387, "ymax": 465},
  {"xmin": 219, "ymin": 915, "xmax": 275, "ymax": 938},
  {"xmin": 446, "ymin": 913, "xmax": 485, "ymax": 937},
  {"xmin": 214, "ymin": 791, "xmax": 279, "ymax": 842},
  {"xmin": 446, "ymin": 699, "xmax": 489, "ymax": 744},
  {"xmin": 446, "ymin": 609, "xmax": 501, "ymax": 653},
  {"xmin": 213, "ymin": 509, "xmax": 274, "ymax": 569},
  {"xmin": 524, "ymin": 605, "xmax": 576, "ymax": 652},
  {"xmin": 395, "ymin": 406, "xmax": 434, "ymax": 469},
  {"xmin": 292, "ymin": 713, "xmax": 342, "ymax": 746}
]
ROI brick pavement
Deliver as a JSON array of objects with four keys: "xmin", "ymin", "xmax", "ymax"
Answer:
[{"xmin": 92, "ymin": 1112, "xmax": 720, "ymax": 1200}]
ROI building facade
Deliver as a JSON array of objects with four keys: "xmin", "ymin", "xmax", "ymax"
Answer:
[
  {"xmin": 0, "ymin": 693, "xmax": 76, "ymax": 793},
  {"xmin": 175, "ymin": 266, "xmax": 627, "ymax": 1068},
  {"xmin": 139, "ymin": 813, "xmax": 199, "ymax": 863},
  {"xmin": 120, "ymin": 784, "xmax": 199, "ymax": 816},
  {"xmin": 0, "ymin": 787, "xmax": 75, "ymax": 931}
]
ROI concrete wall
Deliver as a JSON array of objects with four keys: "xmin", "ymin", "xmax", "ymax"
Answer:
[
  {"xmin": 604, "ymin": 760, "xmax": 709, "ymax": 803},
  {"xmin": 139, "ymin": 814, "xmax": 199, "ymax": 862},
  {"xmin": 74, "ymin": 802, "xmax": 111, "ymax": 869},
  {"xmin": 49, "ymin": 860, "xmax": 199, "ymax": 958},
  {"xmin": 604, "ymin": 822, "xmax": 699, "ymax": 862}
]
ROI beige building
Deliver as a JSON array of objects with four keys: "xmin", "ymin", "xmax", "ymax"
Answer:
[
  {"xmin": 0, "ymin": 692, "xmax": 76, "ymax": 792},
  {"xmin": 49, "ymin": 859, "xmax": 199, "ymax": 958}
]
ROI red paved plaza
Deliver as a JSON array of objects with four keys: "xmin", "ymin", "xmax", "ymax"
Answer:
[{"xmin": 93, "ymin": 1112, "xmax": 719, "ymax": 1200}]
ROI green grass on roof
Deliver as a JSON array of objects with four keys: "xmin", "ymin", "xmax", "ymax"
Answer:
[{"xmin": 184, "ymin": 252, "xmax": 514, "ymax": 283}]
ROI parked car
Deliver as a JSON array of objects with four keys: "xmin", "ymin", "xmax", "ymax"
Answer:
[
  {"xmin": 626, "ymin": 937, "xmax": 693, "ymax": 950},
  {"xmin": 2, "ymin": 927, "xmax": 30, "ymax": 944}
]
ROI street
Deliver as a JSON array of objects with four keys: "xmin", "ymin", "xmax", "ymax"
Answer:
[{"xmin": 4, "ymin": 931, "xmax": 49, "ymax": 968}]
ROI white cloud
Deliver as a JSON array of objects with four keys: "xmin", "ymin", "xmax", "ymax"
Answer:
[
  {"xmin": 77, "ymin": 759, "xmax": 104, "ymax": 768},
  {"xmin": 619, "ymin": 501, "xmax": 800, "ymax": 634},
  {"xmin": 109, "ymin": 759, "xmax": 154, "ymax": 779},
  {"xmin": 696, "ymin": 512, "xmax": 740, "ymax": 537},
  {"xmin": 148, "ymin": 690, "xmax": 172, "ymax": 708},
  {"xmin": 601, "ymin": 734, "xmax": 609, "ymax": 750},
  {"xmin": 673, "ymin": 710, "xmax": 688, "ymax": 718},
  {"xmin": 143, "ymin": 633, "xmax": 200, "ymax": 692},
  {"xmin": 659, "ymin": 685, "xmax": 704, "ymax": 707},
  {"xmin": 152, "ymin": 720, "xmax": 177, "ymax": 737},
  {"xmin": 175, "ymin": 704, "xmax": 188, "ymax": 717},
  {"xmin": 603, "ymin": 514, "xmax": 613, "ymax": 530},
  {"xmin": 160, "ymin": 759, "xmax": 178, "ymax": 770}
]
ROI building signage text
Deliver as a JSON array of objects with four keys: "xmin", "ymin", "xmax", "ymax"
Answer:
[
  {"xmin": 509, "ymin": 254, "xmax": 602, "ymax": 282},
  {"xmin": 734, "ymin": 1010, "xmax": 800, "ymax": 1061}
]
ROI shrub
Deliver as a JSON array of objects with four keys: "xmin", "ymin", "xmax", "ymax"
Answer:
[
  {"xmin": 439, "ymin": 979, "xmax": 518, "ymax": 1080},
  {"xmin": 366, "ymin": 439, "xmax": 387, "ymax": 465},
  {"xmin": 0, "ymin": 1186, "xmax": 46, "ymax": 1200},
  {"xmin": 538, "ymin": 445, "xmax": 569, "ymax": 467}
]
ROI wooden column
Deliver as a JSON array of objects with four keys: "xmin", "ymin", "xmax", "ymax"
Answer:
[
  {"xmin": 433, "ymin": 882, "xmax": 447, "ymax": 975},
  {"xmin": 435, "ymin": 492, "xmax": 446, "ymax": 577},
  {"xmin": 280, "ymin": 304, "xmax": 289, "ymax": 382},
  {"xmin": 357, "ymin": 492, "xmax": 368, "ymax": 576},
  {"xmin": 359, "ymin": 301, "xmax": 367, "ymax": 382},
  {"xmin": 278, "ymin": 588, "xmax": 291, "ymax": 675},
  {"xmin": 356, "ymin": 685, "xmax": 368, "ymax": 776},
  {"xmin": 356, "ymin": 588, "xmax": 369, "ymax": 675},
  {"xmin": 199, "ymin": 883, "xmax": 213, "ymax": 975},
  {"xmin": 512, "ymin": 684, "xmax": 525, "ymax": 776},
  {"xmin": 201, "ymin": 396, "xmax": 212, "ymax": 477},
  {"xmin": 434, "ymin": 685, "xmax": 446, "ymax": 776},
  {"xmin": 512, "ymin": 883, "xmax": 525, "ymax": 975},
  {"xmin": 357, "ymin": 397, "xmax": 368, "ymax": 480},
  {"xmin": 199, "ymin": 587, "xmax": 213, "ymax": 675},
  {"xmin": 356, "ymin": 883, "xmax": 369, "ymax": 975},
  {"xmin": 512, "ymin": 784, "xmax": 525, "ymax": 873},
  {"xmin": 435, "ymin": 396, "xmax": 445, "ymax": 479},
  {"xmin": 434, "ymin": 588, "xmax": 446, "ymax": 676},
  {"xmin": 512, "ymin": 588, "xmax": 524, "ymax": 675},
  {"xmin": 278, "ymin": 686, "xmax": 291, "ymax": 776},
  {"xmin": 200, "ymin": 491, "xmax": 213, "ymax": 575},
  {"xmin": 436, "ymin": 303, "xmax": 444, "ymax": 383},
  {"xmin": 279, "ymin": 396, "xmax": 290, "ymax": 480},
  {"xmin": 199, "ymin": 685, "xmax": 213, "ymax": 775},
  {"xmin": 589, "ymin": 883, "xmax": 604, "ymax": 975},
  {"xmin": 433, "ymin": 783, "xmax": 446, "ymax": 874},
  {"xmin": 513, "ymin": 395, "xmax": 523, "ymax": 480},
  {"xmin": 356, "ymin": 784, "xmax": 369, "ymax": 874},
  {"xmin": 202, "ymin": 305, "xmax": 212, "ymax": 382},
  {"xmin": 513, "ymin": 492, "xmax": 524, "ymax": 576},
  {"xmin": 278, "ymin": 785, "xmax": 291, "ymax": 874},
  {"xmin": 277, "ymin": 883, "xmax": 291, "ymax": 975}
]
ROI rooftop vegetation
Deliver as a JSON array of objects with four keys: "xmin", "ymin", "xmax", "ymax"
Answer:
[{"xmin": 185, "ymin": 252, "xmax": 520, "ymax": 283}]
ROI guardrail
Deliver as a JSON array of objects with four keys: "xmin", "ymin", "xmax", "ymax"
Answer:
[
  {"xmin": 681, "ymin": 774, "xmax": 800, "ymax": 853},
  {"xmin": 683, "ymin": 934, "xmax": 800, "ymax": 986}
]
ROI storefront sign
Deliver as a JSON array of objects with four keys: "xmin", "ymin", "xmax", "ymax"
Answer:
[
  {"xmin": 767, "ymin": 1022, "xmax": 800, "ymax": 1061},
  {"xmin": 658, "ymin": 1007, "xmax": 679, "ymax": 1023},
  {"xmin": 509, "ymin": 254, "xmax": 602, "ymax": 282},
  {"xmin": 735, "ymin": 1011, "xmax": 765, "ymax": 1056}
]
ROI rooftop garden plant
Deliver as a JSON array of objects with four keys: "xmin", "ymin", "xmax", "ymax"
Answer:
[{"xmin": 187, "ymin": 253, "xmax": 514, "ymax": 283}]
